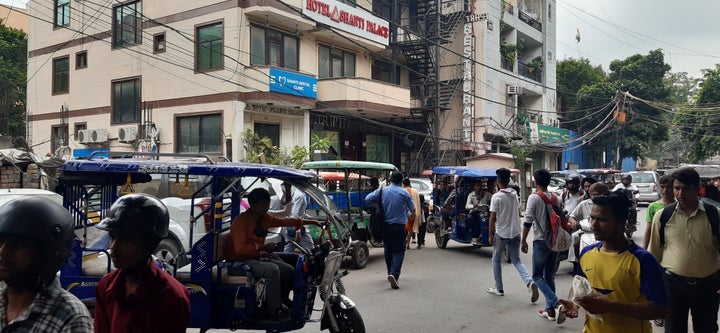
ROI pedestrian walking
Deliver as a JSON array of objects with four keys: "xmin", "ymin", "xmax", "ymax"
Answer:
[
  {"xmin": 402, "ymin": 177, "xmax": 422, "ymax": 249},
  {"xmin": 521, "ymin": 169, "xmax": 565, "ymax": 324},
  {"xmin": 417, "ymin": 194, "xmax": 428, "ymax": 249},
  {"xmin": 366, "ymin": 171, "xmax": 415, "ymax": 289},
  {"xmin": 486, "ymin": 168, "xmax": 539, "ymax": 303},
  {"xmin": 0, "ymin": 196, "xmax": 93, "ymax": 332},
  {"xmin": 94, "ymin": 194, "xmax": 190, "ymax": 332},
  {"xmin": 558, "ymin": 191, "xmax": 667, "ymax": 332},
  {"xmin": 647, "ymin": 167, "xmax": 720, "ymax": 333}
]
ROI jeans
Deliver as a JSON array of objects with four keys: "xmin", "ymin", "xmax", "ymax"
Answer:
[
  {"xmin": 383, "ymin": 223, "xmax": 407, "ymax": 279},
  {"xmin": 492, "ymin": 234, "xmax": 532, "ymax": 291},
  {"xmin": 235, "ymin": 258, "xmax": 294, "ymax": 312},
  {"xmin": 663, "ymin": 269, "xmax": 720, "ymax": 333},
  {"xmin": 532, "ymin": 240, "xmax": 558, "ymax": 312}
]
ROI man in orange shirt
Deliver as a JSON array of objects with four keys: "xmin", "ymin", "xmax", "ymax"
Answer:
[{"xmin": 226, "ymin": 188, "xmax": 319, "ymax": 318}]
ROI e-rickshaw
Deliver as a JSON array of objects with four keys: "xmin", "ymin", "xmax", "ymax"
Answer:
[
  {"xmin": 59, "ymin": 153, "xmax": 364, "ymax": 333},
  {"xmin": 428, "ymin": 166, "xmax": 497, "ymax": 249},
  {"xmin": 301, "ymin": 160, "xmax": 398, "ymax": 255}
]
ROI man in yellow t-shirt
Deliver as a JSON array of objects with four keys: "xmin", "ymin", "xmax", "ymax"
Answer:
[{"xmin": 559, "ymin": 190, "xmax": 667, "ymax": 333}]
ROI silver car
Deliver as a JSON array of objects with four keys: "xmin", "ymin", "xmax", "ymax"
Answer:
[
  {"xmin": 409, "ymin": 177, "xmax": 433, "ymax": 205},
  {"xmin": 628, "ymin": 171, "xmax": 660, "ymax": 203}
]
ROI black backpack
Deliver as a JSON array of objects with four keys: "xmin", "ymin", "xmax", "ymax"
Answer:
[{"xmin": 659, "ymin": 201, "xmax": 720, "ymax": 246}]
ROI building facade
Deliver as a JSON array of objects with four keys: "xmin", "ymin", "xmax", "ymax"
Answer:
[{"xmin": 27, "ymin": 0, "xmax": 562, "ymax": 172}]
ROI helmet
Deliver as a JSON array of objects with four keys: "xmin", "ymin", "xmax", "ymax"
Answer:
[
  {"xmin": 0, "ymin": 196, "xmax": 75, "ymax": 282},
  {"xmin": 622, "ymin": 173, "xmax": 632, "ymax": 181},
  {"xmin": 566, "ymin": 174, "xmax": 581, "ymax": 184},
  {"xmin": 97, "ymin": 193, "xmax": 169, "ymax": 238}
]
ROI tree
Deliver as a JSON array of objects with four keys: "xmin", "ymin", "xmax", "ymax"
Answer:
[
  {"xmin": 0, "ymin": 21, "xmax": 27, "ymax": 137},
  {"xmin": 676, "ymin": 64, "xmax": 720, "ymax": 162},
  {"xmin": 556, "ymin": 58, "xmax": 606, "ymax": 131}
]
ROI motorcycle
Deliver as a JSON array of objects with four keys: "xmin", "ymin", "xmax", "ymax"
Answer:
[
  {"xmin": 578, "ymin": 218, "xmax": 596, "ymax": 250},
  {"xmin": 624, "ymin": 190, "xmax": 640, "ymax": 238}
]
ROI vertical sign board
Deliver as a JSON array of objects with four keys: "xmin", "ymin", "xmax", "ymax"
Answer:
[{"xmin": 462, "ymin": 18, "xmax": 477, "ymax": 144}]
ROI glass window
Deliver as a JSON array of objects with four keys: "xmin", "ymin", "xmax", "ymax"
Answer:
[
  {"xmin": 153, "ymin": 33, "xmax": 166, "ymax": 53},
  {"xmin": 75, "ymin": 51, "xmax": 87, "ymax": 69},
  {"xmin": 113, "ymin": 1, "xmax": 142, "ymax": 47},
  {"xmin": 371, "ymin": 59, "xmax": 398, "ymax": 84},
  {"xmin": 55, "ymin": 0, "xmax": 70, "ymax": 27},
  {"xmin": 254, "ymin": 122, "xmax": 280, "ymax": 148},
  {"xmin": 318, "ymin": 45, "xmax": 355, "ymax": 78},
  {"xmin": 177, "ymin": 114, "xmax": 222, "ymax": 153},
  {"xmin": 249, "ymin": 26, "xmax": 298, "ymax": 70},
  {"xmin": 112, "ymin": 78, "xmax": 141, "ymax": 123},
  {"xmin": 52, "ymin": 57, "xmax": 69, "ymax": 94},
  {"xmin": 196, "ymin": 22, "xmax": 223, "ymax": 70},
  {"xmin": 51, "ymin": 125, "xmax": 69, "ymax": 152}
]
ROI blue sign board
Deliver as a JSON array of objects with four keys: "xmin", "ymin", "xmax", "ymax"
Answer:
[
  {"xmin": 269, "ymin": 68, "xmax": 317, "ymax": 99},
  {"xmin": 73, "ymin": 148, "xmax": 109, "ymax": 159}
]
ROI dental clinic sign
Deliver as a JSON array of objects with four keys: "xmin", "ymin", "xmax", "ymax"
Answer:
[{"xmin": 303, "ymin": 0, "xmax": 389, "ymax": 46}]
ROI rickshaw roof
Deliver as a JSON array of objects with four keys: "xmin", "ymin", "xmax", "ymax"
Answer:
[
  {"xmin": 301, "ymin": 160, "xmax": 398, "ymax": 171},
  {"xmin": 318, "ymin": 171, "xmax": 371, "ymax": 181},
  {"xmin": 432, "ymin": 166, "xmax": 497, "ymax": 178},
  {"xmin": 62, "ymin": 158, "xmax": 315, "ymax": 179}
]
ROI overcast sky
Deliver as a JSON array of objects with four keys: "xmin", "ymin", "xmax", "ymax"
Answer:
[{"xmin": 2, "ymin": 0, "xmax": 719, "ymax": 78}]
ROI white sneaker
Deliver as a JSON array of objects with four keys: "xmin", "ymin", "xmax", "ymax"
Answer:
[
  {"xmin": 485, "ymin": 287, "xmax": 504, "ymax": 296},
  {"xmin": 471, "ymin": 238, "xmax": 480, "ymax": 245},
  {"xmin": 528, "ymin": 282, "xmax": 539, "ymax": 303}
]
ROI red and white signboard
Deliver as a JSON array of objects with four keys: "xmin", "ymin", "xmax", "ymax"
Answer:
[{"xmin": 303, "ymin": 0, "xmax": 390, "ymax": 46}]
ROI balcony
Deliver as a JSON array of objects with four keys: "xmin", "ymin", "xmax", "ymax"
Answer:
[
  {"xmin": 518, "ymin": 62, "xmax": 541, "ymax": 82},
  {"xmin": 501, "ymin": 58, "xmax": 514, "ymax": 72},
  {"xmin": 316, "ymin": 77, "xmax": 411, "ymax": 119},
  {"xmin": 242, "ymin": 0, "xmax": 315, "ymax": 32},
  {"xmin": 503, "ymin": 1, "xmax": 514, "ymax": 15},
  {"xmin": 519, "ymin": 9, "xmax": 542, "ymax": 32}
]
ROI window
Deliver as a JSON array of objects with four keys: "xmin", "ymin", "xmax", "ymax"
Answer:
[
  {"xmin": 52, "ymin": 56, "xmax": 69, "ymax": 94},
  {"xmin": 55, "ymin": 0, "xmax": 70, "ymax": 27},
  {"xmin": 113, "ymin": 1, "xmax": 142, "ymax": 47},
  {"xmin": 250, "ymin": 26, "xmax": 298, "ymax": 71},
  {"xmin": 339, "ymin": 0, "xmax": 356, "ymax": 5},
  {"xmin": 112, "ymin": 78, "xmax": 141, "ymax": 123},
  {"xmin": 74, "ymin": 123, "xmax": 86, "ymax": 140},
  {"xmin": 254, "ymin": 122, "xmax": 280, "ymax": 148},
  {"xmin": 196, "ymin": 23, "xmax": 223, "ymax": 70},
  {"xmin": 51, "ymin": 125, "xmax": 69, "ymax": 153},
  {"xmin": 176, "ymin": 114, "xmax": 222, "ymax": 153},
  {"xmin": 153, "ymin": 33, "xmax": 166, "ymax": 53},
  {"xmin": 318, "ymin": 45, "xmax": 355, "ymax": 79},
  {"xmin": 371, "ymin": 59, "xmax": 398, "ymax": 84},
  {"xmin": 76, "ymin": 51, "xmax": 87, "ymax": 69}
]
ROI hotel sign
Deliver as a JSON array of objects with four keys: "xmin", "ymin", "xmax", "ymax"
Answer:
[{"xmin": 303, "ymin": 0, "xmax": 390, "ymax": 46}]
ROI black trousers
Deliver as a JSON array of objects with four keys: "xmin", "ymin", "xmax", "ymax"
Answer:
[
  {"xmin": 663, "ymin": 269, "xmax": 720, "ymax": 333},
  {"xmin": 417, "ymin": 221, "xmax": 426, "ymax": 245}
]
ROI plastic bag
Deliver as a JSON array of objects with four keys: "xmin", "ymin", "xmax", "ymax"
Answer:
[{"xmin": 572, "ymin": 275, "xmax": 603, "ymax": 321}]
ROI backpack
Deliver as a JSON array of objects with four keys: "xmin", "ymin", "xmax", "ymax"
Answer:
[
  {"xmin": 537, "ymin": 191, "xmax": 573, "ymax": 252},
  {"xmin": 659, "ymin": 201, "xmax": 720, "ymax": 247}
]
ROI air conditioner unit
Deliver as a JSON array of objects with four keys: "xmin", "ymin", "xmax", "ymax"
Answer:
[
  {"xmin": 118, "ymin": 126, "xmax": 138, "ymax": 142},
  {"xmin": 90, "ymin": 129, "xmax": 109, "ymax": 143},
  {"xmin": 77, "ymin": 130, "xmax": 91, "ymax": 144},
  {"xmin": 507, "ymin": 85, "xmax": 523, "ymax": 95}
]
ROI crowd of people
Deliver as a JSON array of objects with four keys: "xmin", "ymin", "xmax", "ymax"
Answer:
[{"xmin": 2, "ymin": 166, "xmax": 719, "ymax": 333}]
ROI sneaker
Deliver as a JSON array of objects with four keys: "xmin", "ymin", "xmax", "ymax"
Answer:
[
  {"xmin": 416, "ymin": 244, "xmax": 422, "ymax": 249},
  {"xmin": 555, "ymin": 304, "xmax": 567, "ymax": 325},
  {"xmin": 654, "ymin": 319, "xmax": 664, "ymax": 327},
  {"xmin": 538, "ymin": 310, "xmax": 556, "ymax": 321},
  {"xmin": 485, "ymin": 287, "xmax": 504, "ymax": 296},
  {"xmin": 471, "ymin": 238, "xmax": 480, "ymax": 245},
  {"xmin": 387, "ymin": 275, "xmax": 399, "ymax": 289},
  {"xmin": 528, "ymin": 282, "xmax": 539, "ymax": 303}
]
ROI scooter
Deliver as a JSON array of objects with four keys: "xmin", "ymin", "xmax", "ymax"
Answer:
[
  {"xmin": 578, "ymin": 218, "xmax": 596, "ymax": 250},
  {"xmin": 624, "ymin": 190, "xmax": 640, "ymax": 238}
]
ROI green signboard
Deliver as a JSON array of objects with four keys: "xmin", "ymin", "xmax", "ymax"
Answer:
[{"xmin": 528, "ymin": 123, "xmax": 570, "ymax": 145}]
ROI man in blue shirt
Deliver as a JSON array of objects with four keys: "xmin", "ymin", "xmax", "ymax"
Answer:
[{"xmin": 366, "ymin": 171, "xmax": 416, "ymax": 289}]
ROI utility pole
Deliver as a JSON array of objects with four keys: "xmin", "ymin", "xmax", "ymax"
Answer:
[{"xmin": 433, "ymin": 0, "xmax": 441, "ymax": 167}]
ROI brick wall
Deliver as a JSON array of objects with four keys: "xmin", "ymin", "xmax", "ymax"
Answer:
[{"xmin": 0, "ymin": 164, "xmax": 40, "ymax": 189}]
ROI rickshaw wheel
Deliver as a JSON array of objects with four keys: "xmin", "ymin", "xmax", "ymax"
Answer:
[
  {"xmin": 368, "ymin": 238, "xmax": 384, "ymax": 248},
  {"xmin": 425, "ymin": 216, "xmax": 436, "ymax": 233},
  {"xmin": 435, "ymin": 229, "xmax": 449, "ymax": 249},
  {"xmin": 351, "ymin": 241, "xmax": 369, "ymax": 269},
  {"xmin": 328, "ymin": 303, "xmax": 365, "ymax": 333}
]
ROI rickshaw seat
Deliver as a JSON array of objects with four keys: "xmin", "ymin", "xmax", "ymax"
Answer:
[{"xmin": 174, "ymin": 231, "xmax": 253, "ymax": 285}]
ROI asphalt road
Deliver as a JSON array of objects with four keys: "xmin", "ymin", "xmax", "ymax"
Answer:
[{"xmin": 191, "ymin": 206, "xmax": 684, "ymax": 333}]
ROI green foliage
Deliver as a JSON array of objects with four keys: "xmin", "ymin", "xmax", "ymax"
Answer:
[
  {"xmin": 0, "ymin": 22, "xmax": 27, "ymax": 137},
  {"xmin": 289, "ymin": 146, "xmax": 309, "ymax": 169},
  {"xmin": 675, "ymin": 64, "xmax": 720, "ymax": 162},
  {"xmin": 556, "ymin": 58, "xmax": 606, "ymax": 132},
  {"xmin": 241, "ymin": 129, "xmax": 309, "ymax": 167},
  {"xmin": 310, "ymin": 133, "xmax": 331, "ymax": 152},
  {"xmin": 500, "ymin": 40, "xmax": 517, "ymax": 63},
  {"xmin": 527, "ymin": 56, "xmax": 543, "ymax": 73}
]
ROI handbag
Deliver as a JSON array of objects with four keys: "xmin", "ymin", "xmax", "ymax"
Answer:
[{"xmin": 370, "ymin": 187, "xmax": 385, "ymax": 241}]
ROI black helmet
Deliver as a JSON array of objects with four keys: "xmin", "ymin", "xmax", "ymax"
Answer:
[
  {"xmin": 622, "ymin": 173, "xmax": 632, "ymax": 181},
  {"xmin": 0, "ymin": 196, "xmax": 75, "ymax": 282},
  {"xmin": 566, "ymin": 174, "xmax": 581, "ymax": 184},
  {"xmin": 97, "ymin": 193, "xmax": 169, "ymax": 238}
]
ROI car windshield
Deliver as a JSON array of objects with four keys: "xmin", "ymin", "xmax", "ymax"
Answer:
[{"xmin": 632, "ymin": 173, "xmax": 655, "ymax": 183}]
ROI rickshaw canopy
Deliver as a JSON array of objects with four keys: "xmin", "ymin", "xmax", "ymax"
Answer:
[
  {"xmin": 301, "ymin": 160, "xmax": 398, "ymax": 171},
  {"xmin": 431, "ymin": 166, "xmax": 497, "ymax": 178}
]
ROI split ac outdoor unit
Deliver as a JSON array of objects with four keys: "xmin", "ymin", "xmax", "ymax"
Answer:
[
  {"xmin": 507, "ymin": 85, "xmax": 523, "ymax": 95},
  {"xmin": 118, "ymin": 126, "xmax": 138, "ymax": 142},
  {"xmin": 77, "ymin": 130, "xmax": 91, "ymax": 144},
  {"xmin": 90, "ymin": 129, "xmax": 109, "ymax": 143}
]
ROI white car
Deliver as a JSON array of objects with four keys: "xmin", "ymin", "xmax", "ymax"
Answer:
[{"xmin": 409, "ymin": 177, "xmax": 432, "ymax": 205}]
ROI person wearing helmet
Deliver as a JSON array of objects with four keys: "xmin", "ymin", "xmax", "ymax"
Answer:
[
  {"xmin": 0, "ymin": 196, "xmax": 93, "ymax": 331},
  {"xmin": 94, "ymin": 193, "xmax": 190, "ymax": 333},
  {"xmin": 561, "ymin": 174, "xmax": 584, "ymax": 216},
  {"xmin": 226, "ymin": 188, "xmax": 320, "ymax": 319}
]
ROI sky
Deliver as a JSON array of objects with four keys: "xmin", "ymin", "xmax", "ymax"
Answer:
[{"xmin": 2, "ymin": 0, "xmax": 719, "ymax": 78}]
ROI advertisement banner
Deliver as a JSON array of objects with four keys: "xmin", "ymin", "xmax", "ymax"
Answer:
[
  {"xmin": 269, "ymin": 68, "xmax": 318, "ymax": 99},
  {"xmin": 303, "ymin": 0, "xmax": 389, "ymax": 46}
]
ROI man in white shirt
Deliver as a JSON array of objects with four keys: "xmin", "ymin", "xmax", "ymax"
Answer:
[
  {"xmin": 567, "ymin": 182, "xmax": 609, "ymax": 273},
  {"xmin": 280, "ymin": 182, "xmax": 314, "ymax": 252},
  {"xmin": 486, "ymin": 168, "xmax": 539, "ymax": 304},
  {"xmin": 466, "ymin": 179, "xmax": 492, "ymax": 245},
  {"xmin": 561, "ymin": 174, "xmax": 583, "ymax": 216}
]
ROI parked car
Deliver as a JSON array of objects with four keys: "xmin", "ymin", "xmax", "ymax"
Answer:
[
  {"xmin": 0, "ymin": 188, "xmax": 63, "ymax": 206},
  {"xmin": 628, "ymin": 171, "xmax": 660, "ymax": 203},
  {"xmin": 409, "ymin": 177, "xmax": 433, "ymax": 204},
  {"xmin": 548, "ymin": 177, "xmax": 566, "ymax": 196}
]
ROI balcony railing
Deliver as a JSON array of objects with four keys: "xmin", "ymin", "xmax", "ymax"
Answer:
[
  {"xmin": 518, "ymin": 62, "xmax": 541, "ymax": 82},
  {"xmin": 519, "ymin": 10, "xmax": 542, "ymax": 31},
  {"xmin": 501, "ymin": 58, "xmax": 514, "ymax": 72}
]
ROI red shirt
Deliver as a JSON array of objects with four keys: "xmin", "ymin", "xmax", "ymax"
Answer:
[{"xmin": 94, "ymin": 260, "xmax": 190, "ymax": 333}]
